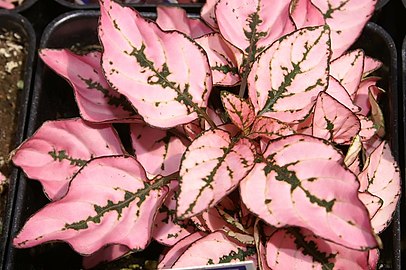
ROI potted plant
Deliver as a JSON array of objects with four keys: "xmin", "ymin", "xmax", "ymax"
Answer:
[
  {"xmin": 7, "ymin": 0, "xmax": 401, "ymax": 269},
  {"xmin": 0, "ymin": 11, "xmax": 35, "ymax": 267}
]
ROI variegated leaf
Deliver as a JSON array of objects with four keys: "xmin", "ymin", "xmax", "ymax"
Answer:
[
  {"xmin": 158, "ymin": 231, "xmax": 207, "ymax": 269},
  {"xmin": 11, "ymin": 118, "xmax": 124, "ymax": 200},
  {"xmin": 153, "ymin": 181, "xmax": 196, "ymax": 246},
  {"xmin": 249, "ymin": 116, "xmax": 294, "ymax": 141},
  {"xmin": 13, "ymin": 156, "xmax": 169, "ymax": 254},
  {"xmin": 40, "ymin": 49, "xmax": 138, "ymax": 123},
  {"xmin": 254, "ymin": 221, "xmax": 273, "ymax": 270},
  {"xmin": 344, "ymin": 135, "xmax": 362, "ymax": 169},
  {"xmin": 99, "ymin": 0, "xmax": 212, "ymax": 128},
  {"xmin": 358, "ymin": 192, "xmax": 383, "ymax": 219},
  {"xmin": 330, "ymin": 49, "xmax": 364, "ymax": 97},
  {"xmin": 248, "ymin": 26, "xmax": 330, "ymax": 123},
  {"xmin": 195, "ymin": 34, "xmax": 241, "ymax": 86},
  {"xmin": 130, "ymin": 123, "xmax": 187, "ymax": 177},
  {"xmin": 369, "ymin": 249, "xmax": 380, "ymax": 269},
  {"xmin": 156, "ymin": 6, "xmax": 213, "ymax": 38},
  {"xmin": 311, "ymin": 0, "xmax": 377, "ymax": 59},
  {"xmin": 289, "ymin": 113, "xmax": 313, "ymax": 135},
  {"xmin": 289, "ymin": 0, "xmax": 325, "ymax": 28},
  {"xmin": 358, "ymin": 141, "xmax": 401, "ymax": 234},
  {"xmin": 326, "ymin": 76, "xmax": 360, "ymax": 112},
  {"xmin": 171, "ymin": 231, "xmax": 257, "ymax": 268},
  {"xmin": 201, "ymin": 0, "xmax": 219, "ymax": 30},
  {"xmin": 369, "ymin": 86, "xmax": 385, "ymax": 137},
  {"xmin": 83, "ymin": 244, "xmax": 131, "ymax": 269},
  {"xmin": 363, "ymin": 56, "xmax": 382, "ymax": 77},
  {"xmin": 354, "ymin": 77, "xmax": 380, "ymax": 116},
  {"xmin": 266, "ymin": 227, "xmax": 370, "ymax": 269},
  {"xmin": 221, "ymin": 91, "xmax": 255, "ymax": 132},
  {"xmin": 240, "ymin": 135, "xmax": 377, "ymax": 249},
  {"xmin": 177, "ymin": 129, "xmax": 256, "ymax": 218},
  {"xmin": 312, "ymin": 92, "xmax": 360, "ymax": 144},
  {"xmin": 358, "ymin": 115, "xmax": 377, "ymax": 142}
]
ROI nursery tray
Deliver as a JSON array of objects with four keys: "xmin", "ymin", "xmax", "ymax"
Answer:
[
  {"xmin": 4, "ymin": 10, "xmax": 401, "ymax": 270},
  {"xmin": 0, "ymin": 11, "xmax": 36, "ymax": 269}
]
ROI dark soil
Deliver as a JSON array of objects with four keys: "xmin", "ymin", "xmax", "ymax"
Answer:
[{"xmin": 0, "ymin": 29, "xmax": 27, "ymax": 234}]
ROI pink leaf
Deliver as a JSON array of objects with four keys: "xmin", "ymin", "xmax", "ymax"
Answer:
[
  {"xmin": 369, "ymin": 86, "xmax": 385, "ymax": 137},
  {"xmin": 330, "ymin": 49, "xmax": 365, "ymax": 98},
  {"xmin": 240, "ymin": 134, "xmax": 377, "ymax": 249},
  {"xmin": 130, "ymin": 123, "xmax": 187, "ymax": 177},
  {"xmin": 0, "ymin": 172, "xmax": 6, "ymax": 185},
  {"xmin": 201, "ymin": 0, "xmax": 219, "ymax": 30},
  {"xmin": 83, "ymin": 244, "xmax": 131, "ymax": 269},
  {"xmin": 358, "ymin": 192, "xmax": 383, "ymax": 219},
  {"xmin": 158, "ymin": 231, "xmax": 207, "ymax": 269},
  {"xmin": 177, "ymin": 120, "xmax": 203, "ymax": 141},
  {"xmin": 156, "ymin": 6, "xmax": 213, "ymax": 38},
  {"xmin": 13, "ymin": 156, "xmax": 169, "ymax": 254},
  {"xmin": 311, "ymin": 0, "xmax": 377, "ymax": 59},
  {"xmin": 171, "ymin": 231, "xmax": 257, "ymax": 268},
  {"xmin": 0, "ymin": 0, "xmax": 14, "ymax": 9},
  {"xmin": 312, "ymin": 92, "xmax": 360, "ymax": 144},
  {"xmin": 358, "ymin": 141, "xmax": 401, "ymax": 234},
  {"xmin": 290, "ymin": 0, "xmax": 325, "ymax": 28},
  {"xmin": 11, "ymin": 118, "xmax": 124, "ymax": 200},
  {"xmin": 249, "ymin": 116, "xmax": 294, "ymax": 141},
  {"xmin": 326, "ymin": 76, "xmax": 360, "ymax": 112},
  {"xmin": 215, "ymin": 0, "xmax": 294, "ymax": 59},
  {"xmin": 177, "ymin": 129, "xmax": 256, "ymax": 218},
  {"xmin": 368, "ymin": 249, "xmax": 380, "ymax": 269},
  {"xmin": 344, "ymin": 135, "xmax": 362, "ymax": 175},
  {"xmin": 195, "ymin": 34, "xmax": 242, "ymax": 86},
  {"xmin": 354, "ymin": 77, "xmax": 380, "ymax": 116},
  {"xmin": 358, "ymin": 115, "xmax": 377, "ymax": 143},
  {"xmin": 289, "ymin": 113, "xmax": 313, "ymax": 135},
  {"xmin": 363, "ymin": 56, "xmax": 382, "ymax": 77},
  {"xmin": 221, "ymin": 91, "xmax": 255, "ymax": 132},
  {"xmin": 99, "ymin": 0, "xmax": 212, "ymax": 128},
  {"xmin": 153, "ymin": 181, "xmax": 196, "ymax": 246},
  {"xmin": 266, "ymin": 227, "xmax": 370, "ymax": 269},
  {"xmin": 40, "ymin": 49, "xmax": 139, "ymax": 123},
  {"xmin": 248, "ymin": 26, "xmax": 330, "ymax": 123}
]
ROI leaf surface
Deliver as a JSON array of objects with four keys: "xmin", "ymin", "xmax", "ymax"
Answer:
[
  {"xmin": 177, "ymin": 129, "xmax": 256, "ymax": 218},
  {"xmin": 369, "ymin": 86, "xmax": 385, "ymax": 137},
  {"xmin": 249, "ymin": 117, "xmax": 294, "ymax": 141},
  {"xmin": 172, "ymin": 231, "xmax": 257, "ymax": 268},
  {"xmin": 130, "ymin": 123, "xmax": 187, "ymax": 177},
  {"xmin": 311, "ymin": 0, "xmax": 377, "ymax": 58},
  {"xmin": 240, "ymin": 134, "xmax": 377, "ymax": 249},
  {"xmin": 13, "ymin": 156, "xmax": 169, "ymax": 254},
  {"xmin": 266, "ymin": 227, "xmax": 370, "ymax": 269},
  {"xmin": 40, "ymin": 49, "xmax": 138, "ymax": 123},
  {"xmin": 196, "ymin": 34, "xmax": 241, "ymax": 86},
  {"xmin": 83, "ymin": 244, "xmax": 131, "ymax": 269},
  {"xmin": 221, "ymin": 92, "xmax": 255, "ymax": 132},
  {"xmin": 12, "ymin": 118, "xmax": 124, "ymax": 200},
  {"xmin": 201, "ymin": 0, "xmax": 219, "ymax": 30},
  {"xmin": 358, "ymin": 192, "xmax": 383, "ymax": 219},
  {"xmin": 312, "ymin": 92, "xmax": 360, "ymax": 144},
  {"xmin": 290, "ymin": 0, "xmax": 325, "ymax": 28},
  {"xmin": 363, "ymin": 56, "xmax": 382, "ymax": 77},
  {"xmin": 358, "ymin": 141, "xmax": 401, "ymax": 233},
  {"xmin": 326, "ymin": 76, "xmax": 360, "ymax": 112},
  {"xmin": 156, "ymin": 6, "xmax": 213, "ymax": 38},
  {"xmin": 248, "ymin": 26, "xmax": 330, "ymax": 123},
  {"xmin": 99, "ymin": 0, "xmax": 212, "ymax": 128},
  {"xmin": 354, "ymin": 77, "xmax": 380, "ymax": 116}
]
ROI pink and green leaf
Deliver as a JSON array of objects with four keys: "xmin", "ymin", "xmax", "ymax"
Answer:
[
  {"xmin": 311, "ymin": 0, "xmax": 377, "ymax": 59},
  {"xmin": 358, "ymin": 192, "xmax": 383, "ymax": 219},
  {"xmin": 363, "ymin": 56, "xmax": 382, "ymax": 77},
  {"xmin": 200, "ymin": 0, "xmax": 219, "ymax": 30},
  {"xmin": 358, "ymin": 141, "xmax": 401, "ymax": 234},
  {"xmin": 11, "ymin": 118, "xmax": 124, "ymax": 200},
  {"xmin": 40, "ymin": 49, "xmax": 138, "ymax": 123},
  {"xmin": 266, "ymin": 227, "xmax": 370, "ymax": 269},
  {"xmin": 13, "ymin": 156, "xmax": 169, "ymax": 254},
  {"xmin": 240, "ymin": 134, "xmax": 377, "ymax": 249},
  {"xmin": 99, "ymin": 0, "xmax": 212, "ymax": 128},
  {"xmin": 171, "ymin": 231, "xmax": 257, "ymax": 268},
  {"xmin": 83, "ymin": 244, "xmax": 131, "ymax": 269},
  {"xmin": 221, "ymin": 91, "xmax": 255, "ymax": 132},
  {"xmin": 369, "ymin": 86, "xmax": 385, "ymax": 137},
  {"xmin": 130, "ymin": 123, "xmax": 188, "ymax": 177},
  {"xmin": 312, "ymin": 92, "xmax": 360, "ymax": 144},
  {"xmin": 248, "ymin": 26, "xmax": 330, "ymax": 123},
  {"xmin": 156, "ymin": 6, "xmax": 213, "ymax": 38},
  {"xmin": 326, "ymin": 76, "xmax": 360, "ymax": 112},
  {"xmin": 195, "ymin": 34, "xmax": 242, "ymax": 86},
  {"xmin": 177, "ymin": 129, "xmax": 256, "ymax": 218},
  {"xmin": 354, "ymin": 77, "xmax": 380, "ymax": 116},
  {"xmin": 289, "ymin": 0, "xmax": 325, "ymax": 28},
  {"xmin": 249, "ymin": 116, "xmax": 294, "ymax": 141}
]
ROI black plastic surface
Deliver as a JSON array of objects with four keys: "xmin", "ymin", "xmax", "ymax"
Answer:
[
  {"xmin": 0, "ymin": 11, "xmax": 36, "ymax": 269},
  {"xmin": 4, "ymin": 10, "xmax": 401, "ymax": 270}
]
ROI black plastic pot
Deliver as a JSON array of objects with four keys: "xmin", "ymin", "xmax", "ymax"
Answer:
[
  {"xmin": 0, "ymin": 11, "xmax": 36, "ymax": 269},
  {"xmin": 4, "ymin": 10, "xmax": 401, "ymax": 270}
]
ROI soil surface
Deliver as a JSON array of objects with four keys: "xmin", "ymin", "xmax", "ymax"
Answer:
[{"xmin": 0, "ymin": 29, "xmax": 27, "ymax": 234}]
